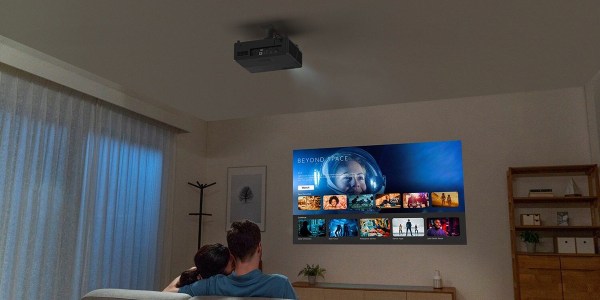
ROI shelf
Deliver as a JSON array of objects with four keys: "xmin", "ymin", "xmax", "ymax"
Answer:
[
  {"xmin": 509, "ymin": 165, "xmax": 596, "ymax": 176},
  {"xmin": 508, "ymin": 164, "xmax": 600, "ymax": 300},
  {"xmin": 516, "ymin": 252, "xmax": 600, "ymax": 257},
  {"xmin": 515, "ymin": 225, "xmax": 600, "ymax": 231},
  {"xmin": 512, "ymin": 196, "xmax": 597, "ymax": 203}
]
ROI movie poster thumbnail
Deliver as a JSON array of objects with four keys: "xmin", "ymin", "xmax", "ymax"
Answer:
[
  {"xmin": 426, "ymin": 217, "xmax": 461, "ymax": 237},
  {"xmin": 323, "ymin": 195, "xmax": 348, "ymax": 210},
  {"xmin": 297, "ymin": 196, "xmax": 322, "ymax": 210},
  {"xmin": 297, "ymin": 218, "xmax": 326, "ymax": 237},
  {"xmin": 328, "ymin": 219, "xmax": 359, "ymax": 237},
  {"xmin": 403, "ymin": 193, "xmax": 430, "ymax": 208},
  {"xmin": 375, "ymin": 193, "xmax": 402, "ymax": 209},
  {"xmin": 360, "ymin": 218, "xmax": 391, "ymax": 238},
  {"xmin": 392, "ymin": 218, "xmax": 425, "ymax": 237},
  {"xmin": 431, "ymin": 192, "xmax": 459, "ymax": 207},
  {"xmin": 348, "ymin": 194, "xmax": 376, "ymax": 211}
]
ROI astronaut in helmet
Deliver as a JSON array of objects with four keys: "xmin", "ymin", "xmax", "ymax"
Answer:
[
  {"xmin": 333, "ymin": 158, "xmax": 368, "ymax": 194},
  {"xmin": 323, "ymin": 148, "xmax": 386, "ymax": 195}
]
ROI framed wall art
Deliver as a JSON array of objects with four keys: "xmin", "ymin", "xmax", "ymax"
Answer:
[{"xmin": 227, "ymin": 166, "xmax": 266, "ymax": 231}]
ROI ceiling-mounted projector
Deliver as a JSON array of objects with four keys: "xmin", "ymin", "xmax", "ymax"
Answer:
[{"xmin": 234, "ymin": 36, "xmax": 302, "ymax": 73}]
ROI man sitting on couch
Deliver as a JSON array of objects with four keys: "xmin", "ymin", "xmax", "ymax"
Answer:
[{"xmin": 165, "ymin": 220, "xmax": 297, "ymax": 299}]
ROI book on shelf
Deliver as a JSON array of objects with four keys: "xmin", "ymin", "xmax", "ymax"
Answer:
[
  {"xmin": 564, "ymin": 178, "xmax": 582, "ymax": 197},
  {"xmin": 528, "ymin": 189, "xmax": 554, "ymax": 197}
]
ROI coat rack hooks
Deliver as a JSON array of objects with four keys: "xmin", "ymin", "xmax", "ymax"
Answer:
[{"xmin": 187, "ymin": 181, "xmax": 216, "ymax": 249}]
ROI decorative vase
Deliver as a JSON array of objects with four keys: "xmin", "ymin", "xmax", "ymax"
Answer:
[
  {"xmin": 526, "ymin": 243, "xmax": 536, "ymax": 253},
  {"xmin": 433, "ymin": 270, "xmax": 442, "ymax": 289},
  {"xmin": 308, "ymin": 276, "xmax": 317, "ymax": 285}
]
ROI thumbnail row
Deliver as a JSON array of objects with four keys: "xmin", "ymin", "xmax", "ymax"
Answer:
[
  {"xmin": 298, "ymin": 192, "xmax": 459, "ymax": 211},
  {"xmin": 297, "ymin": 217, "xmax": 461, "ymax": 238}
]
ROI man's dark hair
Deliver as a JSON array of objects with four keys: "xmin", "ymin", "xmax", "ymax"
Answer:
[{"xmin": 227, "ymin": 220, "xmax": 261, "ymax": 262}]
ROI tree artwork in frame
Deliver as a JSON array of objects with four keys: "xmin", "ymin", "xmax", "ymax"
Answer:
[{"xmin": 227, "ymin": 166, "xmax": 266, "ymax": 231}]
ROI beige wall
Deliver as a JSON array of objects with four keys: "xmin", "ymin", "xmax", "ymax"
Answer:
[
  {"xmin": 167, "ymin": 87, "xmax": 591, "ymax": 300},
  {"xmin": 0, "ymin": 36, "xmax": 198, "ymax": 132},
  {"xmin": 162, "ymin": 123, "xmax": 208, "ymax": 285},
  {"xmin": 585, "ymin": 69, "xmax": 600, "ymax": 164}
]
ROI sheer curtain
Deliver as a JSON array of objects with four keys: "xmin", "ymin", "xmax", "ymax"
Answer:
[{"xmin": 0, "ymin": 64, "xmax": 174, "ymax": 299}]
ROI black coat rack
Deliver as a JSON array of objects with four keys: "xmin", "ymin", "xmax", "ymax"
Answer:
[{"xmin": 187, "ymin": 181, "xmax": 216, "ymax": 249}]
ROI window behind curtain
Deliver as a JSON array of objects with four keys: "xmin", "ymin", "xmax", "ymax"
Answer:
[{"xmin": 0, "ymin": 64, "xmax": 174, "ymax": 299}]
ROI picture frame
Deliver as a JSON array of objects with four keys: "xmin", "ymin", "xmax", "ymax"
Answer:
[
  {"xmin": 557, "ymin": 211, "xmax": 569, "ymax": 226},
  {"xmin": 227, "ymin": 166, "xmax": 266, "ymax": 231}
]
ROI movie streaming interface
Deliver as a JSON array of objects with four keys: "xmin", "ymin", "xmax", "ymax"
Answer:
[
  {"xmin": 296, "ymin": 192, "xmax": 462, "ymax": 240},
  {"xmin": 293, "ymin": 141, "xmax": 466, "ymax": 244},
  {"xmin": 297, "ymin": 217, "xmax": 461, "ymax": 239},
  {"xmin": 298, "ymin": 192, "xmax": 460, "ymax": 211}
]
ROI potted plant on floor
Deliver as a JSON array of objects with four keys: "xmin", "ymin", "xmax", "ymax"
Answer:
[
  {"xmin": 519, "ymin": 230, "xmax": 540, "ymax": 253},
  {"xmin": 298, "ymin": 264, "xmax": 326, "ymax": 285}
]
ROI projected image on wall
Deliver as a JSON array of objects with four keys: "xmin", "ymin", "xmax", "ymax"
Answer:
[
  {"xmin": 431, "ymin": 192, "xmax": 459, "ymax": 207},
  {"xmin": 293, "ymin": 140, "xmax": 466, "ymax": 245},
  {"xmin": 426, "ymin": 217, "xmax": 461, "ymax": 237},
  {"xmin": 403, "ymin": 193, "xmax": 430, "ymax": 209},
  {"xmin": 297, "ymin": 196, "xmax": 321, "ymax": 210},
  {"xmin": 348, "ymin": 194, "xmax": 376, "ymax": 212},
  {"xmin": 375, "ymin": 193, "xmax": 401, "ymax": 209},
  {"xmin": 323, "ymin": 195, "xmax": 348, "ymax": 210},
  {"xmin": 392, "ymin": 218, "xmax": 425, "ymax": 237},
  {"xmin": 360, "ymin": 218, "xmax": 391, "ymax": 238},
  {"xmin": 328, "ymin": 219, "xmax": 359, "ymax": 237},
  {"xmin": 297, "ymin": 218, "xmax": 326, "ymax": 238}
]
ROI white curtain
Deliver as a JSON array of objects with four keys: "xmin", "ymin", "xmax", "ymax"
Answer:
[{"xmin": 0, "ymin": 64, "xmax": 174, "ymax": 299}]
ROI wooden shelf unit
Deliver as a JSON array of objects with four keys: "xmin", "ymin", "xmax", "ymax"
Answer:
[
  {"xmin": 515, "ymin": 225, "xmax": 600, "ymax": 231},
  {"xmin": 507, "ymin": 164, "xmax": 600, "ymax": 300},
  {"xmin": 512, "ymin": 196, "xmax": 597, "ymax": 203}
]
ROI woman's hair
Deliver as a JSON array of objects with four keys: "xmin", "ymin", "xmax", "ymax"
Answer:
[
  {"xmin": 328, "ymin": 196, "xmax": 339, "ymax": 205},
  {"xmin": 176, "ymin": 243, "xmax": 231, "ymax": 287}
]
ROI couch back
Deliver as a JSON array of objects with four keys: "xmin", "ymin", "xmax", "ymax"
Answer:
[
  {"xmin": 81, "ymin": 288, "xmax": 292, "ymax": 300},
  {"xmin": 81, "ymin": 289, "xmax": 189, "ymax": 300}
]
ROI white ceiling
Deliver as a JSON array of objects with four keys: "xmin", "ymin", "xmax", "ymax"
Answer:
[{"xmin": 1, "ymin": 1, "xmax": 600, "ymax": 121}]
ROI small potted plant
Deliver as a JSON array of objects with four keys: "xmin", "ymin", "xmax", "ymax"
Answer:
[
  {"xmin": 298, "ymin": 264, "xmax": 326, "ymax": 285},
  {"xmin": 519, "ymin": 230, "xmax": 540, "ymax": 253}
]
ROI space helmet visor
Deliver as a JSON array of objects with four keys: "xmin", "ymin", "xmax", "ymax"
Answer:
[{"xmin": 321, "ymin": 147, "xmax": 386, "ymax": 194}]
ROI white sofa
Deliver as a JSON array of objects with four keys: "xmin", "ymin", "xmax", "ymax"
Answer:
[{"xmin": 81, "ymin": 288, "xmax": 292, "ymax": 300}]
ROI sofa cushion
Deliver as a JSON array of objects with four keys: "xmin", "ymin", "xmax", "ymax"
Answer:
[{"xmin": 81, "ymin": 288, "xmax": 191, "ymax": 300}]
